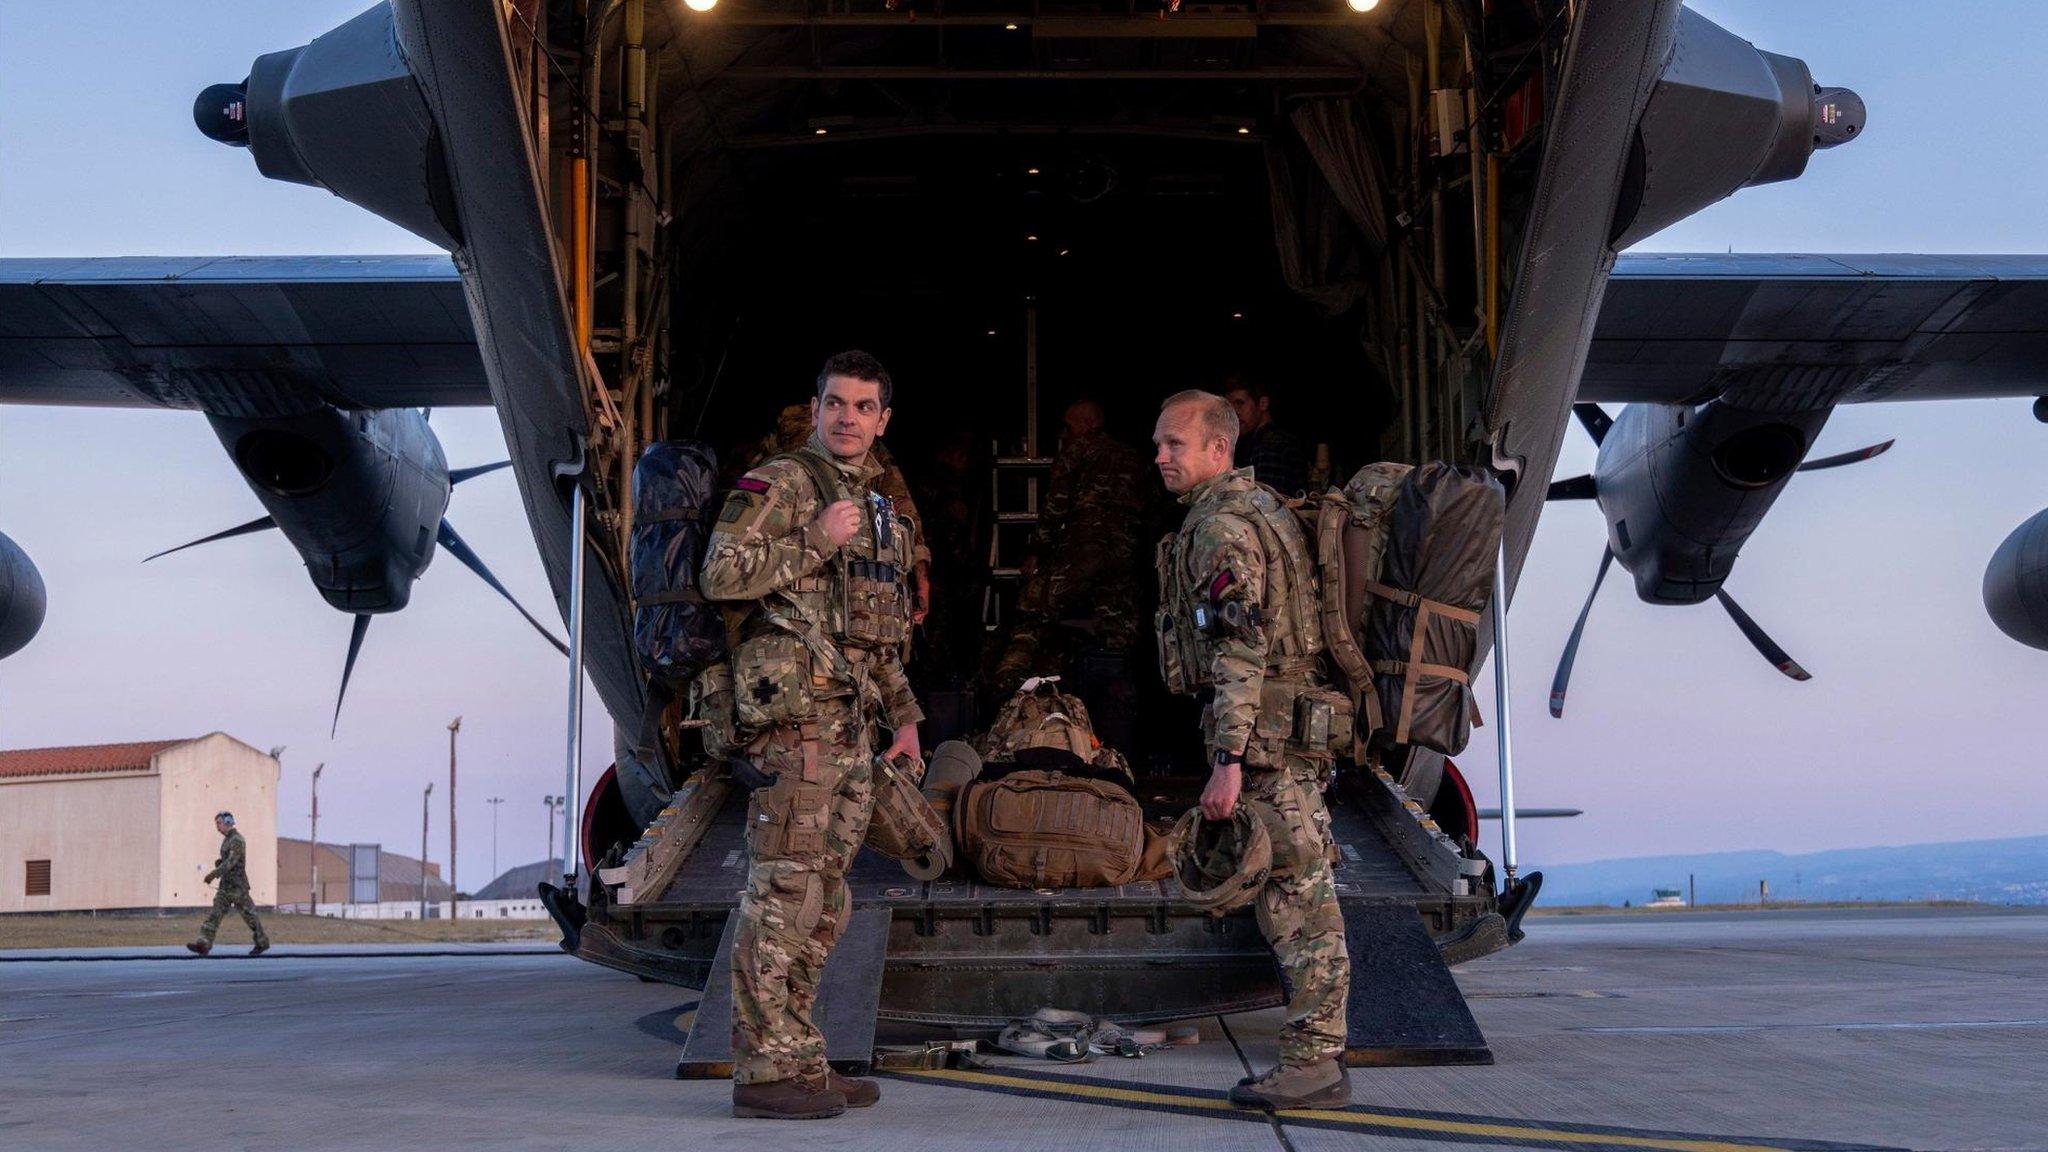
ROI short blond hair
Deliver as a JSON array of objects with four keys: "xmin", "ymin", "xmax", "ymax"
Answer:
[{"xmin": 1160, "ymin": 390, "xmax": 1239, "ymax": 452}]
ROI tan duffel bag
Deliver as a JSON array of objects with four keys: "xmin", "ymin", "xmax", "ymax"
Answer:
[{"xmin": 954, "ymin": 767, "xmax": 1145, "ymax": 890}]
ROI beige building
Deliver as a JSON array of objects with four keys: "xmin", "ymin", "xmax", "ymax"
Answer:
[
  {"xmin": 0, "ymin": 734, "xmax": 278, "ymax": 913},
  {"xmin": 277, "ymin": 838, "xmax": 451, "ymax": 908}
]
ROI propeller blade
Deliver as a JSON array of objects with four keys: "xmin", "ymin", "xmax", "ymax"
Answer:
[
  {"xmin": 333, "ymin": 613, "xmax": 371, "ymax": 737},
  {"xmin": 1796, "ymin": 439, "xmax": 1895, "ymax": 472},
  {"xmin": 1547, "ymin": 474, "xmax": 1599, "ymax": 501},
  {"xmin": 1550, "ymin": 548, "xmax": 1615, "ymax": 718},
  {"xmin": 448, "ymin": 460, "xmax": 512, "ymax": 486},
  {"xmin": 143, "ymin": 515, "xmax": 277, "ymax": 563},
  {"xmin": 436, "ymin": 520, "xmax": 570, "ymax": 656},
  {"xmin": 1714, "ymin": 589, "xmax": 1812, "ymax": 682},
  {"xmin": 1573, "ymin": 403, "xmax": 1614, "ymax": 446}
]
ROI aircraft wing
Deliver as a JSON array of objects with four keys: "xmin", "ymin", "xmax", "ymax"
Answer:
[
  {"xmin": 0, "ymin": 255, "xmax": 486, "ymax": 412},
  {"xmin": 1584, "ymin": 253, "xmax": 2048, "ymax": 406}
]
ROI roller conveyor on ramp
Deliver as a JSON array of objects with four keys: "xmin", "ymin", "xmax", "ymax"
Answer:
[{"xmin": 578, "ymin": 765, "xmax": 1502, "ymax": 1075}]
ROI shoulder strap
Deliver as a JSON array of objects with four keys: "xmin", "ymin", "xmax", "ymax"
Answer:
[{"xmin": 769, "ymin": 450, "xmax": 843, "ymax": 507}]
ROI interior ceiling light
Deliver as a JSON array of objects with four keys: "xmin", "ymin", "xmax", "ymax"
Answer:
[
  {"xmin": 1236, "ymin": 126, "xmax": 1250, "ymax": 135},
  {"xmin": 1059, "ymin": 248, "xmax": 1071, "ymax": 257},
  {"xmin": 1232, "ymin": 311, "xmax": 1245, "ymax": 319},
  {"xmin": 1004, "ymin": 22, "xmax": 1020, "ymax": 31},
  {"xmin": 1026, "ymin": 233, "xmax": 1039, "ymax": 241},
  {"xmin": 986, "ymin": 329, "xmax": 998, "ymax": 336},
  {"xmin": 1026, "ymin": 166, "xmax": 1041, "ymax": 175},
  {"xmin": 683, "ymin": 0, "xmax": 718, "ymax": 12},
  {"xmin": 1346, "ymin": 0, "xmax": 1380, "ymax": 11}
]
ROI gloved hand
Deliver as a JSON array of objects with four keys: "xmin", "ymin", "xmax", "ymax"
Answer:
[
  {"xmin": 726, "ymin": 755, "xmax": 780, "ymax": 792},
  {"xmin": 203, "ymin": 870, "xmax": 218, "ymax": 883}
]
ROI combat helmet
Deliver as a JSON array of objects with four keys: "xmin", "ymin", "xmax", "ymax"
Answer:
[
  {"xmin": 1167, "ymin": 803, "xmax": 1275, "ymax": 915},
  {"xmin": 863, "ymin": 753, "xmax": 954, "ymax": 881}
]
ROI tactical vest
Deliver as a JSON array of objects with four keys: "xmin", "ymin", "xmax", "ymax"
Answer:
[
  {"xmin": 768, "ymin": 448, "xmax": 917, "ymax": 651},
  {"xmin": 725, "ymin": 447, "xmax": 917, "ymax": 735},
  {"xmin": 1155, "ymin": 474, "xmax": 1324, "ymax": 696}
]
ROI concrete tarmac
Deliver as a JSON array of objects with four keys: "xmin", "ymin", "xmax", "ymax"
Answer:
[{"xmin": 2, "ymin": 906, "xmax": 2042, "ymax": 1151}]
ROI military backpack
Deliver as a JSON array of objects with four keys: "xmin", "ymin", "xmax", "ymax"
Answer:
[{"xmin": 629, "ymin": 441, "xmax": 730, "ymax": 688}]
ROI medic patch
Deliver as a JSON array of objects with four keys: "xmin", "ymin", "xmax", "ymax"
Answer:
[{"xmin": 735, "ymin": 476, "xmax": 772, "ymax": 494}]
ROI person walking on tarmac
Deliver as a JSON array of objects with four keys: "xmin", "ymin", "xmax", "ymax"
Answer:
[
  {"xmin": 1152, "ymin": 390, "xmax": 1352, "ymax": 1109},
  {"xmin": 702, "ymin": 350, "xmax": 923, "ymax": 1120},
  {"xmin": 186, "ymin": 812, "xmax": 269, "ymax": 957}
]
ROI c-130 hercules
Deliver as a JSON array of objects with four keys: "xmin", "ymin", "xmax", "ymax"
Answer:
[{"xmin": 3, "ymin": 0, "xmax": 2045, "ymax": 1067}]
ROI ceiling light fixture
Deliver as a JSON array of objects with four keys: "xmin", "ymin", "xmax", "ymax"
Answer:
[
  {"xmin": 1346, "ymin": 0, "xmax": 1381, "ymax": 11},
  {"xmin": 684, "ymin": 0, "xmax": 718, "ymax": 12},
  {"xmin": 1004, "ymin": 22, "xmax": 1020, "ymax": 31}
]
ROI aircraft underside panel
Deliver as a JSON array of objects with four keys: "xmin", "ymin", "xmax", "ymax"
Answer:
[
  {"xmin": 1485, "ymin": 0, "xmax": 1682, "ymax": 599},
  {"xmin": 387, "ymin": 0, "xmax": 654, "ymax": 797}
]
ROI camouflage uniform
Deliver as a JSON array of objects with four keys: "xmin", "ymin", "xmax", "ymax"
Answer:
[
  {"xmin": 199, "ymin": 828, "xmax": 268, "ymax": 948},
  {"xmin": 996, "ymin": 429, "xmax": 1150, "ymax": 685},
  {"xmin": 743, "ymin": 403, "xmax": 930, "ymax": 572},
  {"xmin": 703, "ymin": 435, "xmax": 923, "ymax": 1087},
  {"xmin": 1157, "ymin": 467, "xmax": 1348, "ymax": 1067}
]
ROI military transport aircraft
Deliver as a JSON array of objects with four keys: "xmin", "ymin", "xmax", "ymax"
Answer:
[{"xmin": 4, "ymin": 0, "xmax": 2046, "ymax": 1068}]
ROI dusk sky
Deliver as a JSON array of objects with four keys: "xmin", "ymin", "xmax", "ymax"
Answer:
[{"xmin": 2, "ymin": 1, "xmax": 2044, "ymax": 887}]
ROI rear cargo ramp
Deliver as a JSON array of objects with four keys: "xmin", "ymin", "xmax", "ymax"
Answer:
[{"xmin": 600, "ymin": 769, "xmax": 1493, "ymax": 1075}]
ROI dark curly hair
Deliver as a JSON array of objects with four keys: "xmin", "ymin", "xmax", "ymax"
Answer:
[{"xmin": 815, "ymin": 350, "xmax": 894, "ymax": 409}]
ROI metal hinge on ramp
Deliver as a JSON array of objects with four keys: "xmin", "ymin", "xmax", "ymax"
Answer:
[
  {"xmin": 1342, "ymin": 904, "xmax": 1492, "ymax": 1065},
  {"xmin": 676, "ymin": 906, "xmax": 892, "ymax": 1079}
]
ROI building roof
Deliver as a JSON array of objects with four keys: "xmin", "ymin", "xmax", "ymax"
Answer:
[
  {"xmin": 474, "ymin": 859, "xmax": 565, "ymax": 901},
  {"xmin": 0, "ymin": 738, "xmax": 194, "ymax": 780},
  {"xmin": 277, "ymin": 837, "xmax": 452, "ymax": 901}
]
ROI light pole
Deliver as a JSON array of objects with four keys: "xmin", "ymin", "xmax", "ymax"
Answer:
[
  {"xmin": 420, "ymin": 782, "xmax": 434, "ymax": 921},
  {"xmin": 447, "ymin": 716, "xmax": 461, "ymax": 920},
  {"xmin": 487, "ymin": 797, "xmax": 504, "ymax": 886},
  {"xmin": 309, "ymin": 762, "xmax": 325, "ymax": 914}
]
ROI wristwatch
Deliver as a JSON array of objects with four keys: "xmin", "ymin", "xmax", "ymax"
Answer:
[{"xmin": 1212, "ymin": 749, "xmax": 1238, "ymax": 769}]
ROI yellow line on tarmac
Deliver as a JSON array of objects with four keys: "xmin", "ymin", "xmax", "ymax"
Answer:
[{"xmin": 895, "ymin": 1067, "xmax": 1813, "ymax": 1152}]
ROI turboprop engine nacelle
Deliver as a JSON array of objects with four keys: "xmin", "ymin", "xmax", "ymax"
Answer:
[
  {"xmin": 1592, "ymin": 401, "xmax": 1831, "ymax": 605},
  {"xmin": 0, "ymin": 531, "xmax": 47, "ymax": 660},
  {"xmin": 207, "ymin": 407, "xmax": 451, "ymax": 614},
  {"xmin": 207, "ymin": 2, "xmax": 459, "ymax": 251},
  {"xmin": 1985, "ymin": 508, "xmax": 2048, "ymax": 650},
  {"xmin": 1610, "ymin": 7, "xmax": 1866, "ymax": 249}
]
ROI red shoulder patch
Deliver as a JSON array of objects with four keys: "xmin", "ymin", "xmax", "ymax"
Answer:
[
  {"xmin": 1209, "ymin": 570, "xmax": 1237, "ymax": 599},
  {"xmin": 735, "ymin": 477, "xmax": 772, "ymax": 494}
]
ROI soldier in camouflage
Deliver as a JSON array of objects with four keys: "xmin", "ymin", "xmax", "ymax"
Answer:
[
  {"xmin": 742, "ymin": 400, "xmax": 932, "ymax": 628},
  {"xmin": 702, "ymin": 351, "xmax": 923, "ymax": 1121},
  {"xmin": 1152, "ymin": 390, "xmax": 1352, "ymax": 1110},
  {"xmin": 187, "ymin": 811, "xmax": 269, "ymax": 957},
  {"xmin": 995, "ymin": 398, "xmax": 1150, "ymax": 688}
]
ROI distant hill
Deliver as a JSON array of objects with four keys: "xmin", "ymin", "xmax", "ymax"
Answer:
[
  {"xmin": 474, "ymin": 859, "xmax": 564, "ymax": 901},
  {"xmin": 1535, "ymin": 834, "xmax": 2048, "ymax": 907}
]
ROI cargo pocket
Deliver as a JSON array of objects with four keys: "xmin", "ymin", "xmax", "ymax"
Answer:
[
  {"xmin": 744, "ymin": 862, "xmax": 826, "ymax": 940},
  {"xmin": 746, "ymin": 772, "xmax": 832, "ymax": 860}
]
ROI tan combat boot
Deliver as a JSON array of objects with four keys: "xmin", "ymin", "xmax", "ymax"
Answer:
[
  {"xmin": 1227, "ymin": 1059, "xmax": 1351, "ymax": 1110},
  {"xmin": 828, "ymin": 1069, "xmax": 880, "ymax": 1108},
  {"xmin": 184, "ymin": 940, "xmax": 212, "ymax": 956},
  {"xmin": 732, "ymin": 1075, "xmax": 848, "ymax": 1120}
]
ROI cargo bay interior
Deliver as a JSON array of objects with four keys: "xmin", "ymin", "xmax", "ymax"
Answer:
[{"xmin": 536, "ymin": 0, "xmax": 1559, "ymax": 828}]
